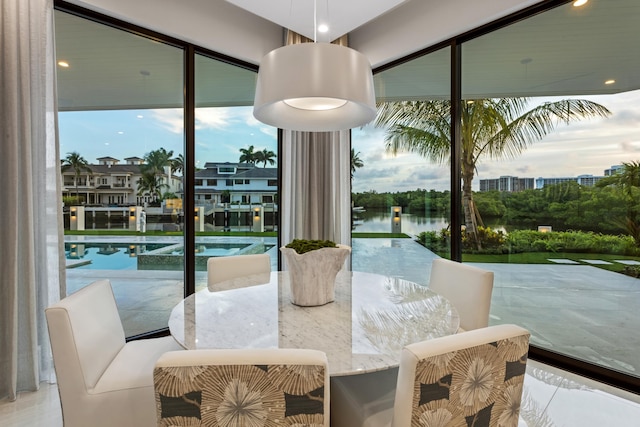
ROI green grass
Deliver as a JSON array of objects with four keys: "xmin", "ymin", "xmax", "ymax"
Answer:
[{"xmin": 462, "ymin": 252, "xmax": 640, "ymax": 273}]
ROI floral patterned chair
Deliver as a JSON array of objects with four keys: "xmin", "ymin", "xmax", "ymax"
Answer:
[
  {"xmin": 153, "ymin": 348, "xmax": 329, "ymax": 427},
  {"xmin": 331, "ymin": 324, "xmax": 530, "ymax": 427}
]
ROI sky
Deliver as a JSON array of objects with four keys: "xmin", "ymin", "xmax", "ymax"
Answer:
[{"xmin": 59, "ymin": 89, "xmax": 640, "ymax": 193}]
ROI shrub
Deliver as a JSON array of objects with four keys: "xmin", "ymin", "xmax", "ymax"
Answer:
[
  {"xmin": 418, "ymin": 227, "xmax": 640, "ymax": 257},
  {"xmin": 417, "ymin": 229, "xmax": 450, "ymax": 255},
  {"xmin": 462, "ymin": 226, "xmax": 506, "ymax": 254}
]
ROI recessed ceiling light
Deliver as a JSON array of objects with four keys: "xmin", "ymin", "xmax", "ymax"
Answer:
[
  {"xmin": 318, "ymin": 24, "xmax": 329, "ymax": 33},
  {"xmin": 605, "ymin": 79, "xmax": 616, "ymax": 85},
  {"xmin": 573, "ymin": 0, "xmax": 588, "ymax": 7},
  {"xmin": 136, "ymin": 115, "xmax": 144, "ymax": 119},
  {"xmin": 57, "ymin": 61, "xmax": 69, "ymax": 68}
]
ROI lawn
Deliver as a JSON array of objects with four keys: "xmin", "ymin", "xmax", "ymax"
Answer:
[{"xmin": 462, "ymin": 252, "xmax": 640, "ymax": 274}]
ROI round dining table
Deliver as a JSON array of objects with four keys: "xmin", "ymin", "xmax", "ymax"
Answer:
[{"xmin": 168, "ymin": 270, "xmax": 459, "ymax": 376}]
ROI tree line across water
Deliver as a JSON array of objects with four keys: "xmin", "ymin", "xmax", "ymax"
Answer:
[{"xmin": 353, "ymin": 169, "xmax": 640, "ymax": 247}]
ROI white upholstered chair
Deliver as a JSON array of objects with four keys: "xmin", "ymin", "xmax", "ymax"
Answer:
[
  {"xmin": 154, "ymin": 348, "xmax": 330, "ymax": 427},
  {"xmin": 428, "ymin": 258, "xmax": 494, "ymax": 332},
  {"xmin": 207, "ymin": 253, "xmax": 271, "ymax": 291},
  {"xmin": 331, "ymin": 324, "xmax": 530, "ymax": 427},
  {"xmin": 45, "ymin": 279, "xmax": 182, "ymax": 427}
]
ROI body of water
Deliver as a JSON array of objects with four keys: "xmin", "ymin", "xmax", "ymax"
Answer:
[
  {"xmin": 352, "ymin": 210, "xmax": 450, "ymax": 235},
  {"xmin": 351, "ymin": 209, "xmax": 513, "ymax": 235}
]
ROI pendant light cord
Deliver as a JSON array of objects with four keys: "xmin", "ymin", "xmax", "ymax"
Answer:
[{"xmin": 313, "ymin": 0, "xmax": 317, "ymax": 42}]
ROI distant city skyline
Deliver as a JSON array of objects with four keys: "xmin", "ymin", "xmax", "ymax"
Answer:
[{"xmin": 59, "ymin": 89, "xmax": 640, "ymax": 193}]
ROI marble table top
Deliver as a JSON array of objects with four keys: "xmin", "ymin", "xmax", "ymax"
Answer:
[{"xmin": 168, "ymin": 270, "xmax": 460, "ymax": 376}]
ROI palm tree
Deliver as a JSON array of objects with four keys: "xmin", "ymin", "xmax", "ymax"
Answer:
[
  {"xmin": 61, "ymin": 151, "xmax": 92, "ymax": 202},
  {"xmin": 350, "ymin": 148, "xmax": 364, "ymax": 180},
  {"xmin": 597, "ymin": 160, "xmax": 640, "ymax": 245},
  {"xmin": 137, "ymin": 172, "xmax": 168, "ymax": 203},
  {"xmin": 255, "ymin": 149, "xmax": 276, "ymax": 167},
  {"xmin": 171, "ymin": 154, "xmax": 184, "ymax": 175},
  {"xmin": 376, "ymin": 98, "xmax": 611, "ymax": 249},
  {"xmin": 140, "ymin": 148, "xmax": 173, "ymax": 198},
  {"xmin": 239, "ymin": 145, "xmax": 257, "ymax": 164},
  {"xmin": 142, "ymin": 147, "xmax": 174, "ymax": 176}
]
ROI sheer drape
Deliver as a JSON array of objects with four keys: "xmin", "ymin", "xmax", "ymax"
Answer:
[
  {"xmin": 0, "ymin": 0, "xmax": 64, "ymax": 401},
  {"xmin": 281, "ymin": 130, "xmax": 352, "ymax": 247},
  {"xmin": 279, "ymin": 30, "xmax": 352, "ymax": 249}
]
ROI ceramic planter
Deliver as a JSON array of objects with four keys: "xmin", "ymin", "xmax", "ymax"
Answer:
[{"xmin": 280, "ymin": 244, "xmax": 351, "ymax": 306}]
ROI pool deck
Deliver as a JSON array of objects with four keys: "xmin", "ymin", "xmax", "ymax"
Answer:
[{"xmin": 65, "ymin": 235, "xmax": 640, "ymax": 378}]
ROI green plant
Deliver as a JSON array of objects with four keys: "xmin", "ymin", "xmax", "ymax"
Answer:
[
  {"xmin": 285, "ymin": 239, "xmax": 337, "ymax": 254},
  {"xmin": 63, "ymin": 196, "xmax": 82, "ymax": 206}
]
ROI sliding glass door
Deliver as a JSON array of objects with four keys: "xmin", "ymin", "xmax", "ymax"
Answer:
[{"xmin": 56, "ymin": 10, "xmax": 185, "ymax": 336}]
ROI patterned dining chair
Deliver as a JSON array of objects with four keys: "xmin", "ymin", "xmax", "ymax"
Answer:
[
  {"xmin": 331, "ymin": 324, "xmax": 530, "ymax": 427},
  {"xmin": 154, "ymin": 348, "xmax": 330, "ymax": 427}
]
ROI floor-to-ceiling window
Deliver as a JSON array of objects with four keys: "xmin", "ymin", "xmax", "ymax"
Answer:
[
  {"xmin": 351, "ymin": 46, "xmax": 451, "ymax": 283},
  {"xmin": 460, "ymin": 0, "xmax": 640, "ymax": 380},
  {"xmin": 56, "ymin": 10, "xmax": 186, "ymax": 337},
  {"xmin": 193, "ymin": 53, "xmax": 278, "ymax": 290},
  {"xmin": 54, "ymin": 7, "xmax": 276, "ymax": 336},
  {"xmin": 359, "ymin": 0, "xmax": 639, "ymax": 389}
]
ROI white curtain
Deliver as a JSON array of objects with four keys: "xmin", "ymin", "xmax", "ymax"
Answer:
[
  {"xmin": 281, "ymin": 130, "xmax": 352, "ymax": 247},
  {"xmin": 0, "ymin": 0, "xmax": 64, "ymax": 401}
]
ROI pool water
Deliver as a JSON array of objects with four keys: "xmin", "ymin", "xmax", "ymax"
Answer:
[
  {"xmin": 65, "ymin": 243, "xmax": 171, "ymax": 270},
  {"xmin": 65, "ymin": 242, "xmax": 274, "ymax": 270}
]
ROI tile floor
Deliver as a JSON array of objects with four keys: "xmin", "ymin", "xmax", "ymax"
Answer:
[{"xmin": 1, "ymin": 359, "xmax": 639, "ymax": 426}]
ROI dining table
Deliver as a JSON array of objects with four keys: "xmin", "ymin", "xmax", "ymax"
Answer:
[{"xmin": 168, "ymin": 270, "xmax": 460, "ymax": 376}]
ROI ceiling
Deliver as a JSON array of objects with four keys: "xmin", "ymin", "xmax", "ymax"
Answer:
[
  {"xmin": 55, "ymin": 0, "xmax": 640, "ymax": 111},
  {"xmin": 224, "ymin": 0, "xmax": 409, "ymax": 43}
]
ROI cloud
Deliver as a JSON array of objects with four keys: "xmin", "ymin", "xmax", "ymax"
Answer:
[
  {"xmin": 610, "ymin": 109, "xmax": 640, "ymax": 126},
  {"xmin": 152, "ymin": 106, "xmax": 272, "ymax": 134},
  {"xmin": 363, "ymin": 147, "xmax": 385, "ymax": 163},
  {"xmin": 151, "ymin": 109, "xmax": 184, "ymax": 134},
  {"xmin": 354, "ymin": 166, "xmax": 401, "ymax": 180},
  {"xmin": 409, "ymin": 167, "xmax": 446, "ymax": 181},
  {"xmin": 195, "ymin": 108, "xmax": 235, "ymax": 130},
  {"xmin": 620, "ymin": 141, "xmax": 640, "ymax": 153}
]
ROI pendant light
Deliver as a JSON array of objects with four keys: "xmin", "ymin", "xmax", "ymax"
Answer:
[{"xmin": 253, "ymin": 1, "xmax": 376, "ymax": 132}]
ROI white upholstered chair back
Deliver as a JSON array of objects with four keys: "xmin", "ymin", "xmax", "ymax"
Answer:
[
  {"xmin": 428, "ymin": 258, "xmax": 494, "ymax": 331},
  {"xmin": 46, "ymin": 279, "xmax": 182, "ymax": 427},
  {"xmin": 207, "ymin": 253, "xmax": 271, "ymax": 291},
  {"xmin": 392, "ymin": 324, "xmax": 530, "ymax": 427},
  {"xmin": 46, "ymin": 279, "xmax": 125, "ymax": 394},
  {"xmin": 154, "ymin": 348, "xmax": 330, "ymax": 427}
]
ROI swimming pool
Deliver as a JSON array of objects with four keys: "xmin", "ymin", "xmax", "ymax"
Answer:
[
  {"xmin": 65, "ymin": 242, "xmax": 273, "ymax": 270},
  {"xmin": 65, "ymin": 243, "xmax": 171, "ymax": 270}
]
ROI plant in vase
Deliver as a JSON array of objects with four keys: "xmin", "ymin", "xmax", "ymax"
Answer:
[{"xmin": 280, "ymin": 239, "xmax": 351, "ymax": 306}]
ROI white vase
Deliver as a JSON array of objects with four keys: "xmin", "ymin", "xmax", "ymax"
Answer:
[{"xmin": 280, "ymin": 244, "xmax": 351, "ymax": 306}]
